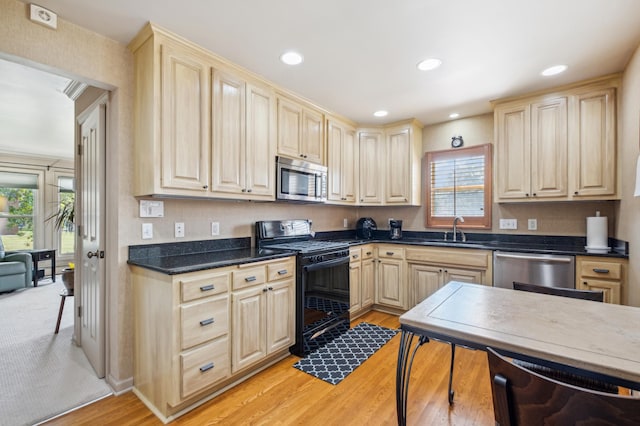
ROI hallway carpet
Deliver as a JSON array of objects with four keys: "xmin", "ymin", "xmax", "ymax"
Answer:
[{"xmin": 0, "ymin": 279, "xmax": 112, "ymax": 426}]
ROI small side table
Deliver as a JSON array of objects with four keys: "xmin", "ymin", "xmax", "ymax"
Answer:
[
  {"xmin": 28, "ymin": 249, "xmax": 56, "ymax": 287},
  {"xmin": 55, "ymin": 288, "xmax": 74, "ymax": 334}
]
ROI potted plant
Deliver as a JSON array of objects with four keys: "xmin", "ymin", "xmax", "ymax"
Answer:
[{"xmin": 46, "ymin": 197, "xmax": 75, "ymax": 292}]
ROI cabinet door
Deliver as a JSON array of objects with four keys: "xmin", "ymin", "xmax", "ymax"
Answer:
[
  {"xmin": 246, "ymin": 83, "xmax": 276, "ymax": 198},
  {"xmin": 495, "ymin": 103, "xmax": 531, "ymax": 200},
  {"xmin": 327, "ymin": 119, "xmax": 357, "ymax": 203},
  {"xmin": 443, "ymin": 267, "xmax": 483, "ymax": 285},
  {"xmin": 409, "ymin": 264, "xmax": 443, "ymax": 307},
  {"xmin": 361, "ymin": 258, "xmax": 375, "ymax": 308},
  {"xmin": 349, "ymin": 261, "xmax": 362, "ymax": 314},
  {"xmin": 385, "ymin": 127, "xmax": 411, "ymax": 204},
  {"xmin": 160, "ymin": 41, "xmax": 210, "ymax": 191},
  {"xmin": 266, "ymin": 278, "xmax": 295, "ymax": 354},
  {"xmin": 302, "ymin": 108, "xmax": 324, "ymax": 164},
  {"xmin": 211, "ymin": 69, "xmax": 246, "ymax": 194},
  {"xmin": 571, "ymin": 88, "xmax": 616, "ymax": 198},
  {"xmin": 376, "ymin": 259, "xmax": 406, "ymax": 309},
  {"xmin": 577, "ymin": 279, "xmax": 620, "ymax": 304},
  {"xmin": 231, "ymin": 286, "xmax": 266, "ymax": 372},
  {"xmin": 531, "ymin": 97, "xmax": 568, "ymax": 199},
  {"xmin": 277, "ymin": 97, "xmax": 303, "ymax": 159},
  {"xmin": 327, "ymin": 120, "xmax": 345, "ymax": 202},
  {"xmin": 359, "ymin": 131, "xmax": 384, "ymax": 204}
]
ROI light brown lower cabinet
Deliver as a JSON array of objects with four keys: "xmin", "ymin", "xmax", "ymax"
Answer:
[
  {"xmin": 575, "ymin": 255, "xmax": 626, "ymax": 304},
  {"xmin": 130, "ymin": 255, "xmax": 295, "ymax": 422}
]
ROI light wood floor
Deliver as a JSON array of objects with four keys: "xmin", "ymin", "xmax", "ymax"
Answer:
[{"xmin": 44, "ymin": 311, "xmax": 494, "ymax": 425}]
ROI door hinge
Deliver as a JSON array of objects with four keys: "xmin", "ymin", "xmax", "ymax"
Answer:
[
  {"xmin": 77, "ymin": 306, "xmax": 82, "ymax": 318},
  {"xmin": 77, "ymin": 144, "xmax": 83, "ymax": 156}
]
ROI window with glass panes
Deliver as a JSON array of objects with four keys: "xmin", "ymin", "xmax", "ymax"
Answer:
[
  {"xmin": 425, "ymin": 144, "xmax": 492, "ymax": 229},
  {"xmin": 0, "ymin": 170, "xmax": 40, "ymax": 250}
]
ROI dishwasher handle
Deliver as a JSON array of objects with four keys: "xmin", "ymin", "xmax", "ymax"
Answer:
[{"xmin": 494, "ymin": 252, "xmax": 574, "ymax": 263}]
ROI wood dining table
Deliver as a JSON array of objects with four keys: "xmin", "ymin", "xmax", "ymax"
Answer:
[{"xmin": 396, "ymin": 281, "xmax": 640, "ymax": 425}]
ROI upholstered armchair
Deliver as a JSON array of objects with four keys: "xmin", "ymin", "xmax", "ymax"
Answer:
[{"xmin": 0, "ymin": 238, "xmax": 33, "ymax": 292}]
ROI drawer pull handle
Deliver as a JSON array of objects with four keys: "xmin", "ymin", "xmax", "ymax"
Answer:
[
  {"xmin": 386, "ymin": 252, "xmax": 394, "ymax": 256},
  {"xmin": 200, "ymin": 362, "xmax": 214, "ymax": 372},
  {"xmin": 245, "ymin": 276, "xmax": 257, "ymax": 282},
  {"xmin": 278, "ymin": 269, "xmax": 288, "ymax": 275},
  {"xmin": 268, "ymin": 286, "xmax": 273, "ymax": 291},
  {"xmin": 263, "ymin": 287, "xmax": 268, "ymax": 292},
  {"xmin": 366, "ymin": 252, "xmax": 372, "ymax": 255},
  {"xmin": 593, "ymin": 268, "xmax": 610, "ymax": 274},
  {"xmin": 352, "ymin": 254, "xmax": 359, "ymax": 259},
  {"xmin": 200, "ymin": 284, "xmax": 215, "ymax": 292},
  {"xmin": 199, "ymin": 318, "xmax": 215, "ymax": 326}
]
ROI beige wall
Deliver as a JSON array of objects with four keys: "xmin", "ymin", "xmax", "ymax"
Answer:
[{"xmin": 618, "ymin": 43, "xmax": 640, "ymax": 307}]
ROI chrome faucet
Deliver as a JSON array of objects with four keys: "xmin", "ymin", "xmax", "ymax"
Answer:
[{"xmin": 453, "ymin": 216, "xmax": 466, "ymax": 242}]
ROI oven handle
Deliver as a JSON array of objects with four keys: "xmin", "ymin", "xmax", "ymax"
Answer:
[{"xmin": 303, "ymin": 256, "xmax": 350, "ymax": 272}]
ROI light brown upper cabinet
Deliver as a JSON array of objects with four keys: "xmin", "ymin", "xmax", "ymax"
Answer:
[
  {"xmin": 131, "ymin": 27, "xmax": 211, "ymax": 196},
  {"xmin": 211, "ymin": 69, "xmax": 276, "ymax": 200},
  {"xmin": 493, "ymin": 75, "xmax": 619, "ymax": 202},
  {"xmin": 327, "ymin": 117, "xmax": 358, "ymax": 204},
  {"xmin": 356, "ymin": 120, "xmax": 423, "ymax": 206},
  {"xmin": 277, "ymin": 96, "xmax": 325, "ymax": 165}
]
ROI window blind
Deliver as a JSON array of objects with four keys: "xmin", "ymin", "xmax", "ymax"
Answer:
[{"xmin": 430, "ymin": 154, "xmax": 485, "ymax": 217}]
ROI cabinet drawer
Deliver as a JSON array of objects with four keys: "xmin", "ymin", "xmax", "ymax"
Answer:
[
  {"xmin": 181, "ymin": 271, "xmax": 230, "ymax": 302},
  {"xmin": 181, "ymin": 296, "xmax": 229, "ymax": 350},
  {"xmin": 267, "ymin": 258, "xmax": 295, "ymax": 281},
  {"xmin": 579, "ymin": 260, "xmax": 621, "ymax": 280},
  {"xmin": 377, "ymin": 245, "xmax": 404, "ymax": 259},
  {"xmin": 361, "ymin": 245, "xmax": 374, "ymax": 260},
  {"xmin": 181, "ymin": 336, "xmax": 230, "ymax": 399},
  {"xmin": 232, "ymin": 265, "xmax": 266, "ymax": 290},
  {"xmin": 349, "ymin": 248, "xmax": 362, "ymax": 263}
]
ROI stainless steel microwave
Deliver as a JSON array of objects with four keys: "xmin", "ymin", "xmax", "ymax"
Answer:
[{"xmin": 276, "ymin": 156, "xmax": 327, "ymax": 203}]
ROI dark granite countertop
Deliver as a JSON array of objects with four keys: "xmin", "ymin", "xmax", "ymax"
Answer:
[
  {"xmin": 316, "ymin": 230, "xmax": 629, "ymax": 259},
  {"xmin": 128, "ymin": 231, "xmax": 628, "ymax": 276},
  {"xmin": 127, "ymin": 238, "xmax": 296, "ymax": 275}
]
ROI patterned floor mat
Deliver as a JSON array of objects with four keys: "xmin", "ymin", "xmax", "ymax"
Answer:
[{"xmin": 293, "ymin": 322, "xmax": 398, "ymax": 385}]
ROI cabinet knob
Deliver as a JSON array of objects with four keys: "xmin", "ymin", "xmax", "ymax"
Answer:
[
  {"xmin": 525, "ymin": 193, "xmax": 529, "ymax": 197},
  {"xmin": 203, "ymin": 185, "xmax": 209, "ymax": 189},
  {"xmin": 300, "ymin": 154, "xmax": 304, "ymax": 158},
  {"xmin": 247, "ymin": 188, "xmax": 252, "ymax": 193},
  {"xmin": 263, "ymin": 287, "xmax": 268, "ymax": 292},
  {"xmin": 352, "ymin": 254, "xmax": 359, "ymax": 259},
  {"xmin": 241, "ymin": 189, "xmax": 246, "ymax": 192},
  {"xmin": 268, "ymin": 286, "xmax": 273, "ymax": 291},
  {"xmin": 532, "ymin": 193, "xmax": 537, "ymax": 197},
  {"xmin": 574, "ymin": 191, "xmax": 579, "ymax": 195}
]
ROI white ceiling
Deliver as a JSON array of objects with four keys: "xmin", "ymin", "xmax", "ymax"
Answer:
[
  {"xmin": 9, "ymin": 0, "xmax": 640, "ymax": 129},
  {"xmin": 0, "ymin": 58, "xmax": 74, "ymax": 159}
]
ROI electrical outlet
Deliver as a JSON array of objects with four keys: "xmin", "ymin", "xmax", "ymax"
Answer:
[
  {"xmin": 343, "ymin": 218, "xmax": 348, "ymax": 228},
  {"xmin": 175, "ymin": 222, "xmax": 185, "ymax": 238},
  {"xmin": 499, "ymin": 219, "xmax": 518, "ymax": 230},
  {"xmin": 528, "ymin": 218, "xmax": 537, "ymax": 231},
  {"xmin": 211, "ymin": 222, "xmax": 220, "ymax": 236},
  {"xmin": 141, "ymin": 223, "xmax": 153, "ymax": 239}
]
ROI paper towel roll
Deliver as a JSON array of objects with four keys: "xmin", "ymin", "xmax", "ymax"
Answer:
[{"xmin": 586, "ymin": 216, "xmax": 608, "ymax": 249}]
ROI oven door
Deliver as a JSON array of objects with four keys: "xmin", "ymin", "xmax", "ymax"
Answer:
[{"xmin": 296, "ymin": 256, "xmax": 350, "ymax": 355}]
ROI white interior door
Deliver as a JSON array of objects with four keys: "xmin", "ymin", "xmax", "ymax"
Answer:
[{"xmin": 77, "ymin": 100, "xmax": 106, "ymax": 378}]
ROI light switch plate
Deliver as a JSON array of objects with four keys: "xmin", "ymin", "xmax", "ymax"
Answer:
[
  {"xmin": 211, "ymin": 222, "xmax": 220, "ymax": 236},
  {"xmin": 141, "ymin": 223, "xmax": 153, "ymax": 239}
]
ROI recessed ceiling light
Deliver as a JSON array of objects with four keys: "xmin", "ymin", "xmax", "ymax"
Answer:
[
  {"xmin": 373, "ymin": 110, "xmax": 388, "ymax": 117},
  {"xmin": 417, "ymin": 58, "xmax": 442, "ymax": 71},
  {"xmin": 280, "ymin": 51, "xmax": 303, "ymax": 65},
  {"xmin": 449, "ymin": 113, "xmax": 460, "ymax": 119},
  {"xmin": 541, "ymin": 65, "xmax": 567, "ymax": 76}
]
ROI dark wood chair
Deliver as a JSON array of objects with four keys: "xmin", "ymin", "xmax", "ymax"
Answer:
[
  {"xmin": 512, "ymin": 281, "xmax": 617, "ymax": 394},
  {"xmin": 487, "ymin": 347, "xmax": 640, "ymax": 426},
  {"xmin": 513, "ymin": 281, "xmax": 604, "ymax": 302}
]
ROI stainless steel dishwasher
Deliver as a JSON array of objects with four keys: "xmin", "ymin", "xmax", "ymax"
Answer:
[{"xmin": 493, "ymin": 251, "xmax": 575, "ymax": 289}]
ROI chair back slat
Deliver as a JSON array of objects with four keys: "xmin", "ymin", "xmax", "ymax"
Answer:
[{"xmin": 513, "ymin": 281, "xmax": 604, "ymax": 302}]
